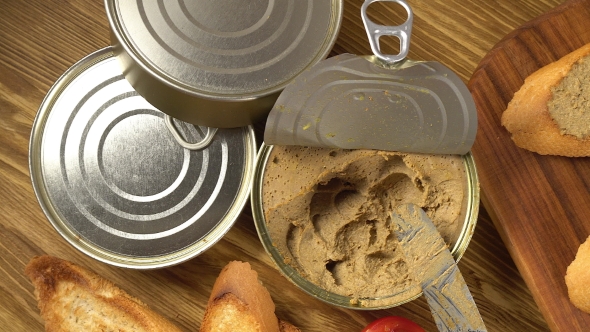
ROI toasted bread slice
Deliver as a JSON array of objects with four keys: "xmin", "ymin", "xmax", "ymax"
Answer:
[
  {"xmin": 501, "ymin": 43, "xmax": 590, "ymax": 157},
  {"xmin": 200, "ymin": 261, "xmax": 300, "ymax": 332},
  {"xmin": 566, "ymin": 235, "xmax": 590, "ymax": 314},
  {"xmin": 25, "ymin": 255, "xmax": 182, "ymax": 332}
]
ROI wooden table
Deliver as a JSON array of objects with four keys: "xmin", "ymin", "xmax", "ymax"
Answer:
[{"xmin": 0, "ymin": 0, "xmax": 565, "ymax": 331}]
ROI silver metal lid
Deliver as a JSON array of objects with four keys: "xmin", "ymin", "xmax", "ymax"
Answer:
[
  {"xmin": 29, "ymin": 48, "xmax": 256, "ymax": 269},
  {"xmin": 105, "ymin": 0, "xmax": 343, "ymax": 128}
]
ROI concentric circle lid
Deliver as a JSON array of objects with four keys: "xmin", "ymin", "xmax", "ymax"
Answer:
[
  {"xmin": 29, "ymin": 48, "xmax": 256, "ymax": 268},
  {"xmin": 106, "ymin": 0, "xmax": 342, "ymax": 96}
]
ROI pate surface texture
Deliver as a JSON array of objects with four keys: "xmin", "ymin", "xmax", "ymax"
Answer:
[
  {"xmin": 262, "ymin": 146, "xmax": 468, "ymax": 299},
  {"xmin": 548, "ymin": 55, "xmax": 590, "ymax": 139}
]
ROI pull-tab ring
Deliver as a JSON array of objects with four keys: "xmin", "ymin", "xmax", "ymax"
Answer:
[
  {"xmin": 361, "ymin": 0, "xmax": 413, "ymax": 64},
  {"xmin": 164, "ymin": 115, "xmax": 218, "ymax": 150}
]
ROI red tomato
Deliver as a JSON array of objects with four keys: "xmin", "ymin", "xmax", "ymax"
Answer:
[{"xmin": 362, "ymin": 316, "xmax": 425, "ymax": 332}]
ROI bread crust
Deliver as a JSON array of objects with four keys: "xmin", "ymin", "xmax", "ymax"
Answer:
[
  {"xmin": 279, "ymin": 320, "xmax": 302, "ymax": 332},
  {"xmin": 25, "ymin": 255, "xmax": 182, "ymax": 332},
  {"xmin": 200, "ymin": 293, "xmax": 262, "ymax": 331},
  {"xmin": 501, "ymin": 43, "xmax": 590, "ymax": 157},
  {"xmin": 200, "ymin": 261, "xmax": 300, "ymax": 332},
  {"xmin": 566, "ymin": 236, "xmax": 590, "ymax": 314}
]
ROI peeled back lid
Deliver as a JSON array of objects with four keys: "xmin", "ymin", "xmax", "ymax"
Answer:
[
  {"xmin": 105, "ymin": 0, "xmax": 343, "ymax": 127},
  {"xmin": 264, "ymin": 0, "xmax": 477, "ymax": 155},
  {"xmin": 264, "ymin": 54, "xmax": 478, "ymax": 155}
]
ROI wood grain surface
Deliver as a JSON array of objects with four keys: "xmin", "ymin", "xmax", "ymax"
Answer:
[
  {"xmin": 468, "ymin": 0, "xmax": 590, "ymax": 330},
  {"xmin": 0, "ymin": 0, "xmax": 573, "ymax": 331}
]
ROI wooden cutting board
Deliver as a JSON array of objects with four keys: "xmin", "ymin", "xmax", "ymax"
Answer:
[{"xmin": 468, "ymin": 0, "xmax": 590, "ymax": 330}]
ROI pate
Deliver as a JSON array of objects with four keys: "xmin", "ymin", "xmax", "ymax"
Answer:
[
  {"xmin": 548, "ymin": 55, "xmax": 590, "ymax": 139},
  {"xmin": 262, "ymin": 145, "xmax": 468, "ymax": 300}
]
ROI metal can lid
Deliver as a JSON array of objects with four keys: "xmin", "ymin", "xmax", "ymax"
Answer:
[
  {"xmin": 106, "ymin": 0, "xmax": 342, "ymax": 97},
  {"xmin": 29, "ymin": 48, "xmax": 256, "ymax": 269}
]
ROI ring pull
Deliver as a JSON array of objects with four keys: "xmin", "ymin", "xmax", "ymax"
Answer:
[
  {"xmin": 165, "ymin": 115, "xmax": 218, "ymax": 150},
  {"xmin": 361, "ymin": 0, "xmax": 413, "ymax": 64}
]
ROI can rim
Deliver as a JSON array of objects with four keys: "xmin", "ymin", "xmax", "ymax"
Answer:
[
  {"xmin": 250, "ymin": 143, "xmax": 480, "ymax": 309},
  {"xmin": 29, "ymin": 47, "xmax": 258, "ymax": 269},
  {"xmin": 104, "ymin": 0, "xmax": 344, "ymax": 101}
]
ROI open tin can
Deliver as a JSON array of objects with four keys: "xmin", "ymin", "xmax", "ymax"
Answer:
[
  {"xmin": 250, "ymin": 0, "xmax": 480, "ymax": 309},
  {"xmin": 251, "ymin": 144, "xmax": 480, "ymax": 309}
]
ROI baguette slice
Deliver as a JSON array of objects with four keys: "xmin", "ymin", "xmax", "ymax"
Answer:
[
  {"xmin": 200, "ymin": 261, "xmax": 300, "ymax": 332},
  {"xmin": 25, "ymin": 255, "xmax": 182, "ymax": 332},
  {"xmin": 566, "ymin": 235, "xmax": 590, "ymax": 314},
  {"xmin": 501, "ymin": 43, "xmax": 590, "ymax": 157}
]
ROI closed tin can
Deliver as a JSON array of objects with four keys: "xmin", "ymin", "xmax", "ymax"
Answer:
[
  {"xmin": 29, "ymin": 48, "xmax": 257, "ymax": 268},
  {"xmin": 105, "ymin": 0, "xmax": 343, "ymax": 128},
  {"xmin": 251, "ymin": 144, "xmax": 479, "ymax": 309}
]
